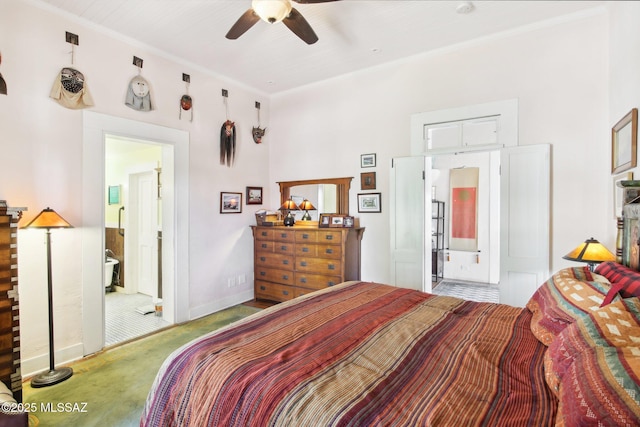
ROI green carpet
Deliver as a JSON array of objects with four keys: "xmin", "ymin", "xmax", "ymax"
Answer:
[{"xmin": 23, "ymin": 304, "xmax": 261, "ymax": 427}]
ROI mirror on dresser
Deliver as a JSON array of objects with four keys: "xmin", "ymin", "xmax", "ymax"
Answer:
[{"xmin": 278, "ymin": 177, "xmax": 353, "ymax": 218}]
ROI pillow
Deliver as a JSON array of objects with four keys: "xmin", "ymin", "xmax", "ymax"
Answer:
[
  {"xmin": 595, "ymin": 261, "xmax": 640, "ymax": 306},
  {"xmin": 556, "ymin": 345, "xmax": 640, "ymax": 426},
  {"xmin": 544, "ymin": 298, "xmax": 640, "ymax": 396},
  {"xmin": 526, "ymin": 267, "xmax": 612, "ymax": 345}
]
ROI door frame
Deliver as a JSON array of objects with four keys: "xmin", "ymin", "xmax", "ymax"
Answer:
[{"xmin": 81, "ymin": 112, "xmax": 189, "ymax": 356}]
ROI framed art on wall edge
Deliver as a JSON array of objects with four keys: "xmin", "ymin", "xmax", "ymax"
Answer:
[
  {"xmin": 612, "ymin": 108, "xmax": 638, "ymax": 174},
  {"xmin": 246, "ymin": 186, "xmax": 263, "ymax": 205}
]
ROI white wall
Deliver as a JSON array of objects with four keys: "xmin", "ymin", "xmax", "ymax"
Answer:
[
  {"xmin": 1, "ymin": 1, "xmax": 270, "ymax": 373},
  {"xmin": 270, "ymin": 9, "xmax": 610, "ymax": 284}
]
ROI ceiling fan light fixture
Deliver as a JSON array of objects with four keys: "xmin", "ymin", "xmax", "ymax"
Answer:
[{"xmin": 252, "ymin": 0, "xmax": 292, "ymax": 23}]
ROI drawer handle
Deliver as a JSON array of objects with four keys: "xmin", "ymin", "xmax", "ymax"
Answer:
[
  {"xmin": 302, "ymin": 233, "xmax": 309, "ymax": 239},
  {"xmin": 325, "ymin": 235, "xmax": 333, "ymax": 240},
  {"xmin": 261, "ymin": 231, "xmax": 268, "ymax": 236},
  {"xmin": 281, "ymin": 245, "xmax": 287, "ymax": 251},
  {"xmin": 260, "ymin": 285, "xmax": 266, "ymax": 290},
  {"xmin": 283, "ymin": 290, "xmax": 289, "ymax": 296},
  {"xmin": 302, "ymin": 247, "xmax": 309, "ymax": 253},
  {"xmin": 300, "ymin": 278, "xmax": 307, "ymax": 283},
  {"xmin": 328, "ymin": 282, "xmax": 335, "ymax": 287},
  {"xmin": 325, "ymin": 248, "xmax": 333, "ymax": 254},
  {"xmin": 282, "ymin": 275, "xmax": 289, "ymax": 280},
  {"xmin": 260, "ymin": 271, "xmax": 266, "ymax": 276},
  {"xmin": 282, "ymin": 260, "xmax": 289, "ymax": 265},
  {"xmin": 260, "ymin": 257, "xmax": 266, "ymax": 262},
  {"xmin": 328, "ymin": 264, "xmax": 335, "ymax": 270},
  {"xmin": 300, "ymin": 261, "xmax": 307, "ymax": 267},
  {"xmin": 261, "ymin": 243, "xmax": 268, "ymax": 249},
  {"xmin": 280, "ymin": 233, "xmax": 288, "ymax": 238}
]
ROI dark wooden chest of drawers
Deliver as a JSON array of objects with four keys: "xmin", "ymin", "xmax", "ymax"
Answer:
[
  {"xmin": 0, "ymin": 202, "xmax": 23, "ymax": 401},
  {"xmin": 252, "ymin": 226, "xmax": 364, "ymax": 302}
]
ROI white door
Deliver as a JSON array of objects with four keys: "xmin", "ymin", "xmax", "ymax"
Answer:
[
  {"xmin": 127, "ymin": 170, "xmax": 159, "ymax": 297},
  {"xmin": 390, "ymin": 156, "xmax": 431, "ymax": 292},
  {"xmin": 500, "ymin": 144, "xmax": 550, "ymax": 307}
]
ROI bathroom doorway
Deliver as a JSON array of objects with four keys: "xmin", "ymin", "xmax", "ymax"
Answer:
[
  {"xmin": 82, "ymin": 111, "xmax": 190, "ymax": 356},
  {"xmin": 104, "ymin": 136, "xmax": 170, "ymax": 346}
]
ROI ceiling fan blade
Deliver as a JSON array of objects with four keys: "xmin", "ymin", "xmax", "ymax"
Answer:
[
  {"xmin": 292, "ymin": 0, "xmax": 340, "ymax": 3},
  {"xmin": 225, "ymin": 9, "xmax": 260, "ymax": 40},
  {"xmin": 283, "ymin": 8, "xmax": 318, "ymax": 45}
]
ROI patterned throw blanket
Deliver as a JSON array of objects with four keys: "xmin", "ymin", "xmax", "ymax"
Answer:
[{"xmin": 141, "ymin": 282, "xmax": 556, "ymax": 426}]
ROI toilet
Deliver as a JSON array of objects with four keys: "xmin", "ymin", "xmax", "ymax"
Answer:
[{"xmin": 105, "ymin": 257, "xmax": 119, "ymax": 290}]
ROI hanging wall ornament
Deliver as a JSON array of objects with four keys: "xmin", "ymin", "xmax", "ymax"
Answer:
[
  {"xmin": 49, "ymin": 33, "xmax": 94, "ymax": 109},
  {"xmin": 0, "ymin": 52, "xmax": 6, "ymax": 95},
  {"xmin": 125, "ymin": 56, "xmax": 152, "ymax": 111},
  {"xmin": 220, "ymin": 89, "xmax": 236, "ymax": 167},
  {"xmin": 252, "ymin": 101, "xmax": 266, "ymax": 144},
  {"xmin": 179, "ymin": 74, "xmax": 192, "ymax": 121},
  {"xmin": 220, "ymin": 119, "xmax": 236, "ymax": 167}
]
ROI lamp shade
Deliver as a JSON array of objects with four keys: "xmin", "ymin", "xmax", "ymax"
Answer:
[
  {"xmin": 298, "ymin": 200, "xmax": 315, "ymax": 211},
  {"xmin": 22, "ymin": 208, "xmax": 73, "ymax": 229},
  {"xmin": 563, "ymin": 237, "xmax": 615, "ymax": 265},
  {"xmin": 279, "ymin": 199, "xmax": 299, "ymax": 211}
]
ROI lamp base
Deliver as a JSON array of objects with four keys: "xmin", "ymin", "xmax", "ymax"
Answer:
[{"xmin": 30, "ymin": 367, "xmax": 73, "ymax": 388}]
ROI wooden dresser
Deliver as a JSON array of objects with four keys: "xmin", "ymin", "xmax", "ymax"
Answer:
[
  {"xmin": 0, "ymin": 202, "xmax": 24, "ymax": 402},
  {"xmin": 251, "ymin": 225, "xmax": 365, "ymax": 302}
]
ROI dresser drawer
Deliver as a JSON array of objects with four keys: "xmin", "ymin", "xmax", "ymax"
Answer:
[
  {"xmin": 273, "ymin": 230, "xmax": 295, "ymax": 243},
  {"xmin": 255, "ymin": 267, "xmax": 295, "ymax": 285},
  {"xmin": 255, "ymin": 228, "xmax": 275, "ymax": 241},
  {"xmin": 296, "ymin": 243, "xmax": 341, "ymax": 259},
  {"xmin": 296, "ymin": 257, "xmax": 342, "ymax": 275},
  {"xmin": 317, "ymin": 230, "xmax": 342, "ymax": 243},
  {"xmin": 255, "ymin": 253, "xmax": 294, "ymax": 269},
  {"xmin": 295, "ymin": 230, "xmax": 318, "ymax": 243},
  {"xmin": 295, "ymin": 272, "xmax": 342, "ymax": 290},
  {"xmin": 255, "ymin": 280, "xmax": 295, "ymax": 302}
]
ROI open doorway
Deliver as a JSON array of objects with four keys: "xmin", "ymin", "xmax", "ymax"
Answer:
[
  {"xmin": 104, "ymin": 136, "xmax": 170, "ymax": 346},
  {"xmin": 82, "ymin": 112, "xmax": 190, "ymax": 356}
]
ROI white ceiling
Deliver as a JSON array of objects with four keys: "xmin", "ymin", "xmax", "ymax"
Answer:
[{"xmin": 32, "ymin": 0, "xmax": 605, "ymax": 95}]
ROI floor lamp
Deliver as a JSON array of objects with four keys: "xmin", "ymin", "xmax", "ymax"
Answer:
[{"xmin": 23, "ymin": 207, "xmax": 74, "ymax": 387}]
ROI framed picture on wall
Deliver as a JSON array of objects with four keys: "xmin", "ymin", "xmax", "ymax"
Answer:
[
  {"xmin": 220, "ymin": 192, "xmax": 242, "ymax": 214},
  {"xmin": 612, "ymin": 108, "xmax": 638, "ymax": 174},
  {"xmin": 357, "ymin": 193, "xmax": 381, "ymax": 213},
  {"xmin": 360, "ymin": 153, "xmax": 376, "ymax": 168},
  {"xmin": 246, "ymin": 186, "xmax": 263, "ymax": 205},
  {"xmin": 361, "ymin": 172, "xmax": 376, "ymax": 190}
]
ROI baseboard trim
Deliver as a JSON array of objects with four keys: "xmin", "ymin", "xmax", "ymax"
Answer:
[
  {"xmin": 21, "ymin": 342, "xmax": 84, "ymax": 380},
  {"xmin": 189, "ymin": 289, "xmax": 254, "ymax": 320}
]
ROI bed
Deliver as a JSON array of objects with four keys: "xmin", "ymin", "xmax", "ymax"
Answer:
[{"xmin": 141, "ymin": 264, "xmax": 640, "ymax": 426}]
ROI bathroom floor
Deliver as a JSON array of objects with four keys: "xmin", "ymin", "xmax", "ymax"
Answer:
[{"xmin": 105, "ymin": 292, "xmax": 171, "ymax": 347}]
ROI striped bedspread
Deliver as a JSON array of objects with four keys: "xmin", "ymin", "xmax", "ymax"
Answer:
[{"xmin": 141, "ymin": 281, "xmax": 557, "ymax": 426}]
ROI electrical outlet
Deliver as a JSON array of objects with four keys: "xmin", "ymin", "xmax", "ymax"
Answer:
[
  {"xmin": 227, "ymin": 277, "xmax": 236, "ymax": 287},
  {"xmin": 237, "ymin": 274, "xmax": 246, "ymax": 285}
]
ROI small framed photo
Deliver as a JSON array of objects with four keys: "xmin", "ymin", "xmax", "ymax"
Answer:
[
  {"xmin": 612, "ymin": 108, "xmax": 638, "ymax": 174},
  {"xmin": 330, "ymin": 215, "xmax": 345, "ymax": 228},
  {"xmin": 246, "ymin": 186, "xmax": 263, "ymax": 205},
  {"xmin": 343, "ymin": 216, "xmax": 354, "ymax": 228},
  {"xmin": 361, "ymin": 172, "xmax": 376, "ymax": 190},
  {"xmin": 358, "ymin": 193, "xmax": 381, "ymax": 213},
  {"xmin": 319, "ymin": 213, "xmax": 332, "ymax": 228},
  {"xmin": 220, "ymin": 192, "xmax": 242, "ymax": 214},
  {"xmin": 360, "ymin": 153, "xmax": 376, "ymax": 168}
]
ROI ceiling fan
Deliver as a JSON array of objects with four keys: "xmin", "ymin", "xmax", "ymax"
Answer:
[{"xmin": 226, "ymin": 0, "xmax": 339, "ymax": 45}]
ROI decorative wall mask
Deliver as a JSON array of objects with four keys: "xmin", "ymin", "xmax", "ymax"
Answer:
[
  {"xmin": 125, "ymin": 75, "xmax": 152, "ymax": 111},
  {"xmin": 252, "ymin": 101, "xmax": 266, "ymax": 144},
  {"xmin": 50, "ymin": 67, "xmax": 94, "ymax": 109},
  {"xmin": 0, "ymin": 52, "xmax": 6, "ymax": 95},
  {"xmin": 220, "ymin": 119, "xmax": 236, "ymax": 167},
  {"xmin": 179, "ymin": 94, "xmax": 193, "ymax": 121}
]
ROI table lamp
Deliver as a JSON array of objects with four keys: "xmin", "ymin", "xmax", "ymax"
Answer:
[
  {"xmin": 563, "ymin": 237, "xmax": 615, "ymax": 272},
  {"xmin": 298, "ymin": 199, "xmax": 316, "ymax": 221},
  {"xmin": 279, "ymin": 198, "xmax": 299, "ymax": 226}
]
